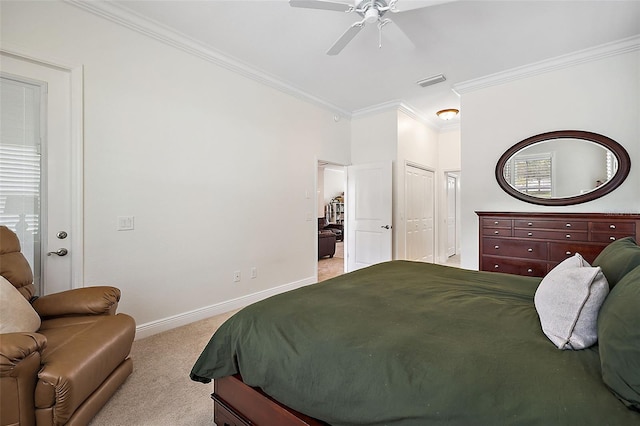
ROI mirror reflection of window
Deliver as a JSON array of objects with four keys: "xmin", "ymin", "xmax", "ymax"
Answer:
[{"xmin": 504, "ymin": 154, "xmax": 553, "ymax": 198}]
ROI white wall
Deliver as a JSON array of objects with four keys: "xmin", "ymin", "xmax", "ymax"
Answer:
[
  {"xmin": 1, "ymin": 1, "xmax": 351, "ymax": 334},
  {"xmin": 460, "ymin": 49, "xmax": 640, "ymax": 270},
  {"xmin": 323, "ymin": 168, "xmax": 345, "ymax": 206}
]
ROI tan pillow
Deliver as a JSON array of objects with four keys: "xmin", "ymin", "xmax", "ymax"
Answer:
[
  {"xmin": 534, "ymin": 253, "xmax": 609, "ymax": 350},
  {"xmin": 0, "ymin": 275, "xmax": 40, "ymax": 333}
]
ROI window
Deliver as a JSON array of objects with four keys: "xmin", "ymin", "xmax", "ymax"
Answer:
[
  {"xmin": 504, "ymin": 153, "xmax": 553, "ymax": 198},
  {"xmin": 0, "ymin": 76, "xmax": 42, "ymax": 286}
]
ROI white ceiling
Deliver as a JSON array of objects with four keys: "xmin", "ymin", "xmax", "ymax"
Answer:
[{"xmin": 102, "ymin": 0, "xmax": 640, "ymax": 126}]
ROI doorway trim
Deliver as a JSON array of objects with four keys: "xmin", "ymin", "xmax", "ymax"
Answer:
[{"xmin": 1, "ymin": 43, "xmax": 85, "ymax": 288}]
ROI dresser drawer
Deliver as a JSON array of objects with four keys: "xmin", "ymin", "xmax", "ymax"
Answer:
[
  {"xmin": 482, "ymin": 228, "xmax": 513, "ymax": 237},
  {"xmin": 482, "ymin": 218, "xmax": 512, "ymax": 228},
  {"xmin": 482, "ymin": 256, "xmax": 547, "ymax": 277},
  {"xmin": 483, "ymin": 238, "xmax": 547, "ymax": 259},
  {"xmin": 591, "ymin": 221, "xmax": 635, "ymax": 233},
  {"xmin": 548, "ymin": 242, "xmax": 607, "ymax": 264},
  {"xmin": 590, "ymin": 233, "xmax": 631, "ymax": 243},
  {"xmin": 514, "ymin": 219, "xmax": 588, "ymax": 230},
  {"xmin": 513, "ymin": 229, "xmax": 588, "ymax": 241}
]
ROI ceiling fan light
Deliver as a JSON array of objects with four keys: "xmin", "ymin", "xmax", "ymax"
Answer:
[
  {"xmin": 436, "ymin": 109, "xmax": 459, "ymax": 120},
  {"xmin": 364, "ymin": 7, "xmax": 379, "ymax": 23}
]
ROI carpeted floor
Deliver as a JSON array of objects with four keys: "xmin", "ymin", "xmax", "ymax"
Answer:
[{"xmin": 89, "ymin": 310, "xmax": 238, "ymax": 426}]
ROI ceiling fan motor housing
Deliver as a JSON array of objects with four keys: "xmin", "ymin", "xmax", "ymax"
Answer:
[{"xmin": 356, "ymin": 0, "xmax": 391, "ymax": 18}]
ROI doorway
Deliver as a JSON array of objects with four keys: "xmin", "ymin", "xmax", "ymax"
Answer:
[
  {"xmin": 443, "ymin": 171, "xmax": 461, "ymax": 266},
  {"xmin": 317, "ymin": 161, "xmax": 346, "ymax": 281}
]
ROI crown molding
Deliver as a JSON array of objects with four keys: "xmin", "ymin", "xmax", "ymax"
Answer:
[
  {"xmin": 453, "ymin": 35, "xmax": 640, "ymax": 95},
  {"xmin": 352, "ymin": 100, "xmax": 455, "ymax": 131},
  {"xmin": 64, "ymin": 0, "xmax": 351, "ymax": 118}
]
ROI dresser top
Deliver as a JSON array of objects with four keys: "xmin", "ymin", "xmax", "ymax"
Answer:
[{"xmin": 476, "ymin": 212, "xmax": 640, "ymax": 219}]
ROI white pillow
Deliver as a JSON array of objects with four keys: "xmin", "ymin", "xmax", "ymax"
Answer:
[
  {"xmin": 534, "ymin": 254, "xmax": 609, "ymax": 350},
  {"xmin": 0, "ymin": 276, "xmax": 41, "ymax": 333}
]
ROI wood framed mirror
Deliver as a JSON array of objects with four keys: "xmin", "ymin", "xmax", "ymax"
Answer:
[{"xmin": 495, "ymin": 130, "xmax": 631, "ymax": 206}]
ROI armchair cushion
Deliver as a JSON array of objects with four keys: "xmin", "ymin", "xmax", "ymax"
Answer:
[
  {"xmin": 0, "ymin": 276, "xmax": 40, "ymax": 333},
  {"xmin": 33, "ymin": 286, "xmax": 121, "ymax": 318}
]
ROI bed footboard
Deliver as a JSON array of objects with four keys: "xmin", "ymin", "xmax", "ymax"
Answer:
[{"xmin": 212, "ymin": 375, "xmax": 327, "ymax": 426}]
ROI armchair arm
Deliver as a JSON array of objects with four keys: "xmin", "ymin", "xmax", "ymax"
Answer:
[
  {"xmin": 1, "ymin": 333, "xmax": 46, "ymax": 426},
  {"xmin": 32, "ymin": 286, "xmax": 121, "ymax": 319},
  {"xmin": 0, "ymin": 332, "xmax": 46, "ymax": 374}
]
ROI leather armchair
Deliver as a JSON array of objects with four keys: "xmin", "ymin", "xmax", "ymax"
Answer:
[{"xmin": 0, "ymin": 226, "xmax": 135, "ymax": 426}]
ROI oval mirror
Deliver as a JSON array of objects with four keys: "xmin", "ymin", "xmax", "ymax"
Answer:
[{"xmin": 495, "ymin": 130, "xmax": 631, "ymax": 206}]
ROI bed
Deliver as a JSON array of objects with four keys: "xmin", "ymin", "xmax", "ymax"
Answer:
[{"xmin": 191, "ymin": 239, "xmax": 640, "ymax": 425}]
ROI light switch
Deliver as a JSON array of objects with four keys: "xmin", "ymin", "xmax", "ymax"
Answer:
[{"xmin": 117, "ymin": 216, "xmax": 134, "ymax": 231}]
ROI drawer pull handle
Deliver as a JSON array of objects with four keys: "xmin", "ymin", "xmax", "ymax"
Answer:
[
  {"xmin": 566, "ymin": 223, "xmax": 571, "ymax": 227},
  {"xmin": 494, "ymin": 230, "xmax": 499, "ymax": 234},
  {"xmin": 527, "ymin": 268, "xmax": 533, "ymax": 273},
  {"xmin": 527, "ymin": 248, "xmax": 533, "ymax": 252},
  {"xmin": 494, "ymin": 221, "xmax": 499, "ymax": 225},
  {"xmin": 527, "ymin": 222, "xmax": 533, "ymax": 226},
  {"xmin": 527, "ymin": 232, "xmax": 533, "ymax": 236},
  {"xmin": 566, "ymin": 234, "xmax": 571, "ymax": 239},
  {"xmin": 566, "ymin": 251, "xmax": 572, "ymax": 255},
  {"xmin": 494, "ymin": 265, "xmax": 499, "ymax": 269},
  {"xmin": 610, "ymin": 236, "xmax": 616, "ymax": 241},
  {"xmin": 494, "ymin": 245, "xmax": 500, "ymax": 249},
  {"xmin": 610, "ymin": 224, "xmax": 616, "ymax": 229}
]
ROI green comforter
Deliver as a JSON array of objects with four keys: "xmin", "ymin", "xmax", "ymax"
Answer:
[{"xmin": 191, "ymin": 261, "xmax": 639, "ymax": 425}]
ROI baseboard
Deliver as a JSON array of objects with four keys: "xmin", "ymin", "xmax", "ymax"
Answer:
[{"xmin": 134, "ymin": 276, "xmax": 317, "ymax": 340}]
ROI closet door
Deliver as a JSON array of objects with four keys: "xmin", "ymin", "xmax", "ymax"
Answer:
[{"xmin": 405, "ymin": 165, "xmax": 435, "ymax": 263}]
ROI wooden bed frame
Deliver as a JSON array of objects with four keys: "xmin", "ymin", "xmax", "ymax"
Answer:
[{"xmin": 212, "ymin": 374, "xmax": 326, "ymax": 426}]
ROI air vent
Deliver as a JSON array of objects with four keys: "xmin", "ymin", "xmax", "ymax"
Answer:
[{"xmin": 416, "ymin": 74, "xmax": 446, "ymax": 88}]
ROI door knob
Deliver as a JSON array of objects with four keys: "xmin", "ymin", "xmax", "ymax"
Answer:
[
  {"xmin": 381, "ymin": 225, "xmax": 390, "ymax": 229},
  {"xmin": 47, "ymin": 248, "xmax": 68, "ymax": 256}
]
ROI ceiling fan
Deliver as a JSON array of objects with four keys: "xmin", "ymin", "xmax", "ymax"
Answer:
[{"xmin": 289, "ymin": 0, "xmax": 427, "ymax": 55}]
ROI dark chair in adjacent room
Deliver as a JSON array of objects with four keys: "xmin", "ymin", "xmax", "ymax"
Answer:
[
  {"xmin": 318, "ymin": 230, "xmax": 337, "ymax": 258},
  {"xmin": 318, "ymin": 217, "xmax": 343, "ymax": 241}
]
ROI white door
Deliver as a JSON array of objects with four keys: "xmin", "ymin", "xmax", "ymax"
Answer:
[
  {"xmin": 0, "ymin": 52, "xmax": 79, "ymax": 295},
  {"xmin": 405, "ymin": 165, "xmax": 435, "ymax": 263},
  {"xmin": 346, "ymin": 162, "xmax": 392, "ymax": 272},
  {"xmin": 446, "ymin": 173, "xmax": 458, "ymax": 257}
]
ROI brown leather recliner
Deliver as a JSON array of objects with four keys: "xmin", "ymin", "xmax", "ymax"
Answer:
[{"xmin": 0, "ymin": 226, "xmax": 136, "ymax": 426}]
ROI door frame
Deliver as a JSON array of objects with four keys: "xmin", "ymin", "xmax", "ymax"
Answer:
[{"xmin": 1, "ymin": 44, "xmax": 85, "ymax": 289}]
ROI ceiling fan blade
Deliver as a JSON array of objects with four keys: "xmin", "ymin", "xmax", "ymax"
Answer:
[
  {"xmin": 393, "ymin": 0, "xmax": 456, "ymax": 12},
  {"xmin": 327, "ymin": 22, "xmax": 364, "ymax": 55},
  {"xmin": 289, "ymin": 0, "xmax": 354, "ymax": 12}
]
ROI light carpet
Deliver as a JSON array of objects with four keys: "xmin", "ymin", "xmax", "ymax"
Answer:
[{"xmin": 89, "ymin": 310, "xmax": 238, "ymax": 426}]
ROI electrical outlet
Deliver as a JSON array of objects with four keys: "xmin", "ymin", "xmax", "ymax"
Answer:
[
  {"xmin": 233, "ymin": 271, "xmax": 241, "ymax": 282},
  {"xmin": 250, "ymin": 267, "xmax": 257, "ymax": 279}
]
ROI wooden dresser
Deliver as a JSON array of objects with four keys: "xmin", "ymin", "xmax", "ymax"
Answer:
[{"xmin": 477, "ymin": 212, "xmax": 640, "ymax": 277}]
